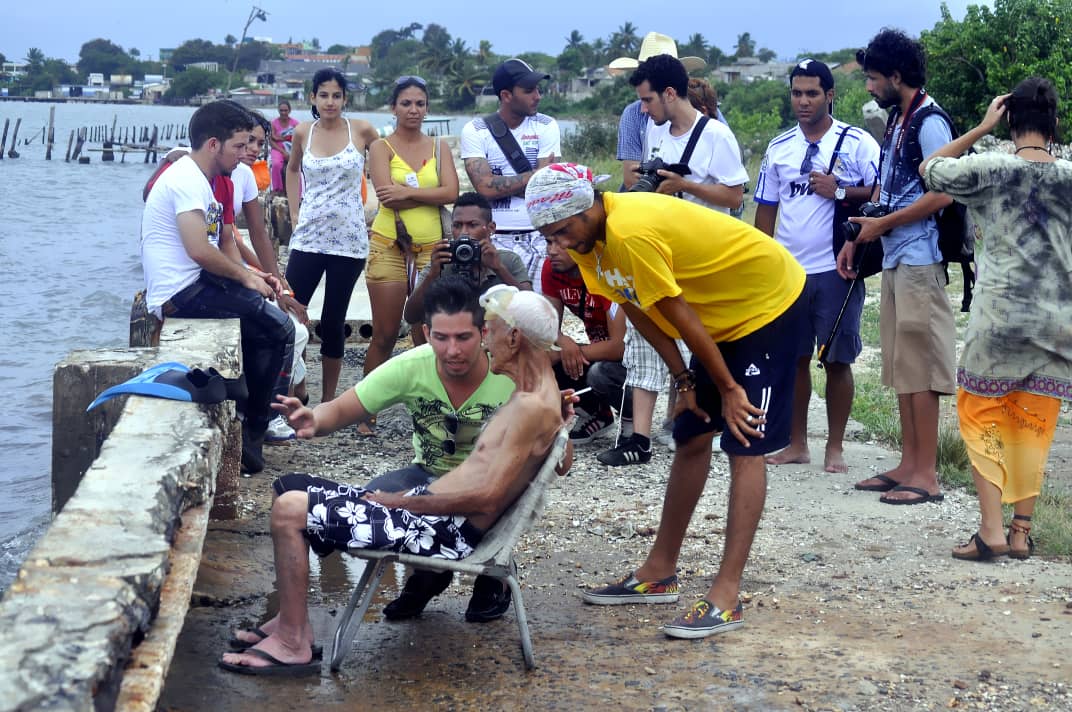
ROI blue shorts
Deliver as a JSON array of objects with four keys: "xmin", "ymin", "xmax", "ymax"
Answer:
[
  {"xmin": 672, "ymin": 293, "xmax": 807, "ymax": 456},
  {"xmin": 795, "ymin": 269, "xmax": 864, "ymax": 364}
]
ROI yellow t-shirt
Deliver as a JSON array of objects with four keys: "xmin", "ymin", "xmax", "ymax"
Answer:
[
  {"xmin": 370, "ymin": 139, "xmax": 442, "ymax": 244},
  {"xmin": 571, "ymin": 192, "xmax": 805, "ymax": 342}
]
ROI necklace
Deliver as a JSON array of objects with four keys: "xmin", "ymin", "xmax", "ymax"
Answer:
[{"xmin": 1014, "ymin": 145, "xmax": 1051, "ymax": 155}]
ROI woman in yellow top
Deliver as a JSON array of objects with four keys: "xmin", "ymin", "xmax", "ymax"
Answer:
[{"xmin": 366, "ymin": 76, "xmax": 459, "ymax": 374}]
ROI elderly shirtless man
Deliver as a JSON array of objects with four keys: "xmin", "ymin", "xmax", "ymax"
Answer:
[{"xmin": 219, "ymin": 285, "xmax": 572, "ymax": 676}]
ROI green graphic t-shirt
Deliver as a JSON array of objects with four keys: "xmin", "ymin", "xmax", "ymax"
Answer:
[{"xmin": 354, "ymin": 344, "xmax": 516, "ymax": 476}]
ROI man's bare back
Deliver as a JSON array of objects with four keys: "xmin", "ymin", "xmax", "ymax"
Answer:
[{"xmin": 365, "ymin": 370, "xmax": 566, "ymax": 531}]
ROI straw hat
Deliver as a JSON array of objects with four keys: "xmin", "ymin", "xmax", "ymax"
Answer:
[{"xmin": 608, "ymin": 32, "xmax": 707, "ymax": 73}]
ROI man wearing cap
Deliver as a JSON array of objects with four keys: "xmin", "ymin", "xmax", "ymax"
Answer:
[
  {"xmin": 527, "ymin": 163, "xmax": 806, "ymax": 639},
  {"xmin": 220, "ymin": 284, "xmax": 573, "ymax": 676},
  {"xmin": 754, "ymin": 59, "xmax": 880, "ymax": 474},
  {"xmin": 461, "ymin": 58, "xmax": 561, "ymax": 293},
  {"xmin": 609, "ymin": 32, "xmax": 711, "ymax": 190}
]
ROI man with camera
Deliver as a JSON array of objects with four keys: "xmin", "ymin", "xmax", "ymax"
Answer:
[
  {"xmin": 404, "ymin": 192, "xmax": 532, "ymax": 327},
  {"xmin": 461, "ymin": 58, "xmax": 560, "ymax": 293},
  {"xmin": 594, "ymin": 53, "xmax": 750, "ymax": 468},
  {"xmin": 838, "ymin": 29, "xmax": 957, "ymax": 505},
  {"xmin": 754, "ymin": 59, "xmax": 881, "ymax": 474}
]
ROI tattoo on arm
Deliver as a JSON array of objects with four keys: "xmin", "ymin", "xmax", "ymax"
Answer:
[{"xmin": 465, "ymin": 158, "xmax": 529, "ymax": 198}]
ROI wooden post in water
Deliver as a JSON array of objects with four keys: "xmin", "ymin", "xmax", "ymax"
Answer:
[
  {"xmin": 145, "ymin": 125, "xmax": 159, "ymax": 163},
  {"xmin": 109, "ymin": 114, "xmax": 117, "ymax": 142},
  {"xmin": 102, "ymin": 140, "xmax": 114, "ymax": 162},
  {"xmin": 72, "ymin": 128, "xmax": 86, "ymax": 161},
  {"xmin": 45, "ymin": 106, "xmax": 56, "ymax": 160},
  {"xmin": 65, "ymin": 130, "xmax": 74, "ymax": 161},
  {"xmin": 0, "ymin": 118, "xmax": 9, "ymax": 160},
  {"xmin": 7, "ymin": 118, "xmax": 22, "ymax": 158}
]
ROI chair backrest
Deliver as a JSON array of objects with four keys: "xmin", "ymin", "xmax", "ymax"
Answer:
[{"xmin": 467, "ymin": 427, "xmax": 569, "ymax": 567}]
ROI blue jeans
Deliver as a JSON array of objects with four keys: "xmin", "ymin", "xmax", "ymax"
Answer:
[{"xmin": 167, "ymin": 272, "xmax": 295, "ymax": 434}]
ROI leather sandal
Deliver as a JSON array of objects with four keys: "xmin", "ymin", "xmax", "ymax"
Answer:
[
  {"xmin": 1007, "ymin": 515, "xmax": 1035, "ymax": 560},
  {"xmin": 952, "ymin": 532, "xmax": 1010, "ymax": 561}
]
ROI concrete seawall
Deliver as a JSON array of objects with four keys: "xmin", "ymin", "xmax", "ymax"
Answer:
[{"xmin": 0, "ymin": 319, "xmax": 240, "ymax": 712}]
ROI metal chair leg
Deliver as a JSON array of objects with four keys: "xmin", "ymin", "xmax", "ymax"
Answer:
[
  {"xmin": 330, "ymin": 559, "xmax": 387, "ymax": 671},
  {"xmin": 504, "ymin": 574, "xmax": 534, "ymax": 669}
]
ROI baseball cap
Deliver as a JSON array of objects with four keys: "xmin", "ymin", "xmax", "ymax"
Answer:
[
  {"xmin": 789, "ymin": 59, "xmax": 835, "ymax": 92},
  {"xmin": 492, "ymin": 58, "xmax": 551, "ymax": 95}
]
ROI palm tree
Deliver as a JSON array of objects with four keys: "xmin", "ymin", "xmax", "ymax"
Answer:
[
  {"xmin": 590, "ymin": 38, "xmax": 607, "ymax": 66},
  {"xmin": 565, "ymin": 30, "xmax": 584, "ymax": 51},
  {"xmin": 419, "ymin": 23, "xmax": 453, "ymax": 75},
  {"xmin": 611, "ymin": 22, "xmax": 640, "ymax": 56},
  {"xmin": 681, "ymin": 33, "xmax": 708, "ymax": 59},
  {"xmin": 477, "ymin": 40, "xmax": 493, "ymax": 67},
  {"xmin": 24, "ymin": 47, "xmax": 45, "ymax": 71}
]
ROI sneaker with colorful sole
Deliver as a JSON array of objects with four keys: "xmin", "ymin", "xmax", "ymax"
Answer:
[
  {"xmin": 662, "ymin": 599, "xmax": 743, "ymax": 639},
  {"xmin": 581, "ymin": 572, "xmax": 679, "ymax": 605}
]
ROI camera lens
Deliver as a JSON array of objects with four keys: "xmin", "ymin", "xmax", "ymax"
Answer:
[
  {"xmin": 454, "ymin": 243, "xmax": 474, "ymax": 262},
  {"xmin": 839, "ymin": 220, "xmax": 862, "ymax": 243}
]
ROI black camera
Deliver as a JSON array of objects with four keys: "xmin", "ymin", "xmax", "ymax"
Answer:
[
  {"xmin": 448, "ymin": 236, "xmax": 481, "ymax": 267},
  {"xmin": 839, "ymin": 202, "xmax": 890, "ymax": 243},
  {"xmin": 629, "ymin": 157, "xmax": 691, "ymax": 193}
]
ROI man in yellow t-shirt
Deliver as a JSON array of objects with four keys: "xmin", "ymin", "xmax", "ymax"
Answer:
[{"xmin": 527, "ymin": 163, "xmax": 806, "ymax": 639}]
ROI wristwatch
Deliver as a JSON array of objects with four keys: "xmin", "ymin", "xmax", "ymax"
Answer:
[{"xmin": 834, "ymin": 185, "xmax": 846, "ymax": 201}]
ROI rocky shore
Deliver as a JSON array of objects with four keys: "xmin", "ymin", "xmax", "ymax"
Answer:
[{"xmin": 158, "ymin": 338, "xmax": 1071, "ymax": 711}]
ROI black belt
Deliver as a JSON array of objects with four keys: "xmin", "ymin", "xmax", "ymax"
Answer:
[{"xmin": 495, "ymin": 229, "xmax": 536, "ymax": 235}]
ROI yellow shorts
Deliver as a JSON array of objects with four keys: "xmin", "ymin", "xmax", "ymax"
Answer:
[
  {"xmin": 366, "ymin": 231, "xmax": 436, "ymax": 284},
  {"xmin": 957, "ymin": 389, "xmax": 1060, "ymax": 503}
]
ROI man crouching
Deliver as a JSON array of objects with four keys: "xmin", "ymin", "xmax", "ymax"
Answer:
[{"xmin": 219, "ymin": 285, "xmax": 572, "ymax": 676}]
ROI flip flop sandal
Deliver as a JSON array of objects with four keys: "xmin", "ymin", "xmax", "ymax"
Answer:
[
  {"xmin": 229, "ymin": 628, "xmax": 323, "ymax": 658},
  {"xmin": 853, "ymin": 474, "xmax": 900, "ymax": 492},
  {"xmin": 952, "ymin": 532, "xmax": 1010, "ymax": 561},
  {"xmin": 218, "ymin": 648, "xmax": 320, "ymax": 677},
  {"xmin": 879, "ymin": 485, "xmax": 944, "ymax": 505},
  {"xmin": 1007, "ymin": 515, "xmax": 1035, "ymax": 560}
]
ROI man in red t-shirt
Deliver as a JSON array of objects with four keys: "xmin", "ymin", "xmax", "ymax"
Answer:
[{"xmin": 542, "ymin": 236, "xmax": 627, "ymax": 444}]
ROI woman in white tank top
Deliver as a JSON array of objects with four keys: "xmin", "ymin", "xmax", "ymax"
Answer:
[{"xmin": 284, "ymin": 69, "xmax": 378, "ymax": 403}]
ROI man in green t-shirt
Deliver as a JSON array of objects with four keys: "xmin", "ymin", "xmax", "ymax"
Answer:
[{"xmin": 270, "ymin": 275, "xmax": 518, "ymax": 624}]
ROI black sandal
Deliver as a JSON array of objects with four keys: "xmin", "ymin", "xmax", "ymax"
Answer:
[
  {"xmin": 1007, "ymin": 514, "xmax": 1035, "ymax": 560},
  {"xmin": 952, "ymin": 532, "xmax": 1010, "ymax": 561}
]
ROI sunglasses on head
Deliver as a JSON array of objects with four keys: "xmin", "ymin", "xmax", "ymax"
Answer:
[{"xmin": 396, "ymin": 75, "xmax": 428, "ymax": 88}]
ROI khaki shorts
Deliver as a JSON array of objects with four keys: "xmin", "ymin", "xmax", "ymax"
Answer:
[
  {"xmin": 879, "ymin": 263, "xmax": 957, "ymax": 395},
  {"xmin": 366, "ymin": 231, "xmax": 436, "ymax": 284}
]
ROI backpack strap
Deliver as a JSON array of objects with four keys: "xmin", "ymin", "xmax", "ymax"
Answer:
[{"xmin": 483, "ymin": 113, "xmax": 535, "ymax": 175}]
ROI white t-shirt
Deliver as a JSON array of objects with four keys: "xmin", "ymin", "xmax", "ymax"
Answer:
[
  {"xmin": 460, "ymin": 113, "xmax": 561, "ymax": 230},
  {"xmin": 754, "ymin": 121, "xmax": 880, "ymax": 273},
  {"xmin": 140, "ymin": 155, "xmax": 222, "ymax": 317},
  {"xmin": 230, "ymin": 162, "xmax": 259, "ymax": 226},
  {"xmin": 641, "ymin": 111, "xmax": 749, "ymax": 213}
]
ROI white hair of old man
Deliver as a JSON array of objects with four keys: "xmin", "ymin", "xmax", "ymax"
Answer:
[{"xmin": 479, "ymin": 285, "xmax": 561, "ymax": 352}]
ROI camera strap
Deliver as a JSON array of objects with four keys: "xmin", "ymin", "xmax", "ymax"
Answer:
[
  {"xmin": 678, "ymin": 115, "xmax": 709, "ymax": 168},
  {"xmin": 483, "ymin": 113, "xmax": 535, "ymax": 175}
]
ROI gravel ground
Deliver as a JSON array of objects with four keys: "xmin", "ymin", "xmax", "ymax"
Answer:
[{"xmin": 159, "ymin": 335, "xmax": 1072, "ymax": 712}]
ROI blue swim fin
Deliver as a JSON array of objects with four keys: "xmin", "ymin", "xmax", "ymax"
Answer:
[{"xmin": 86, "ymin": 362, "xmax": 227, "ymax": 411}]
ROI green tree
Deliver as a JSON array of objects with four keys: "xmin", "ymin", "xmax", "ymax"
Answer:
[
  {"xmin": 327, "ymin": 44, "xmax": 351, "ymax": 55},
  {"xmin": 169, "ymin": 39, "xmax": 230, "ymax": 69},
  {"xmin": 310, "ymin": 37, "xmax": 320, "ymax": 50},
  {"xmin": 419, "ymin": 23, "xmax": 453, "ymax": 74},
  {"xmin": 680, "ymin": 33, "xmax": 708, "ymax": 61},
  {"xmin": 707, "ymin": 45, "xmax": 726, "ymax": 67},
  {"xmin": 477, "ymin": 40, "xmax": 494, "ymax": 67},
  {"xmin": 734, "ymin": 32, "xmax": 756, "ymax": 59},
  {"xmin": 565, "ymin": 30, "xmax": 585, "ymax": 51},
  {"xmin": 922, "ymin": 0, "xmax": 1072, "ymax": 138},
  {"xmin": 757, "ymin": 47, "xmax": 777, "ymax": 63},
  {"xmin": 234, "ymin": 40, "xmax": 273, "ymax": 71},
  {"xmin": 164, "ymin": 67, "xmax": 223, "ymax": 101},
  {"xmin": 78, "ymin": 38, "xmax": 135, "ymax": 78},
  {"xmin": 224, "ymin": 34, "xmax": 237, "ymax": 46},
  {"xmin": 608, "ymin": 22, "xmax": 639, "ymax": 57}
]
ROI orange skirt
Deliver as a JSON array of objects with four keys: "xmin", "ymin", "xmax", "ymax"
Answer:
[{"xmin": 957, "ymin": 389, "xmax": 1060, "ymax": 503}]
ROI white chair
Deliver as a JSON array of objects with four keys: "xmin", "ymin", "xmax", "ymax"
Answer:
[{"xmin": 328, "ymin": 427, "xmax": 569, "ymax": 672}]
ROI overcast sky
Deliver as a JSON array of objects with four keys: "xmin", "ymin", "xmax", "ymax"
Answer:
[{"xmin": 5, "ymin": 1, "xmax": 982, "ymax": 64}]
